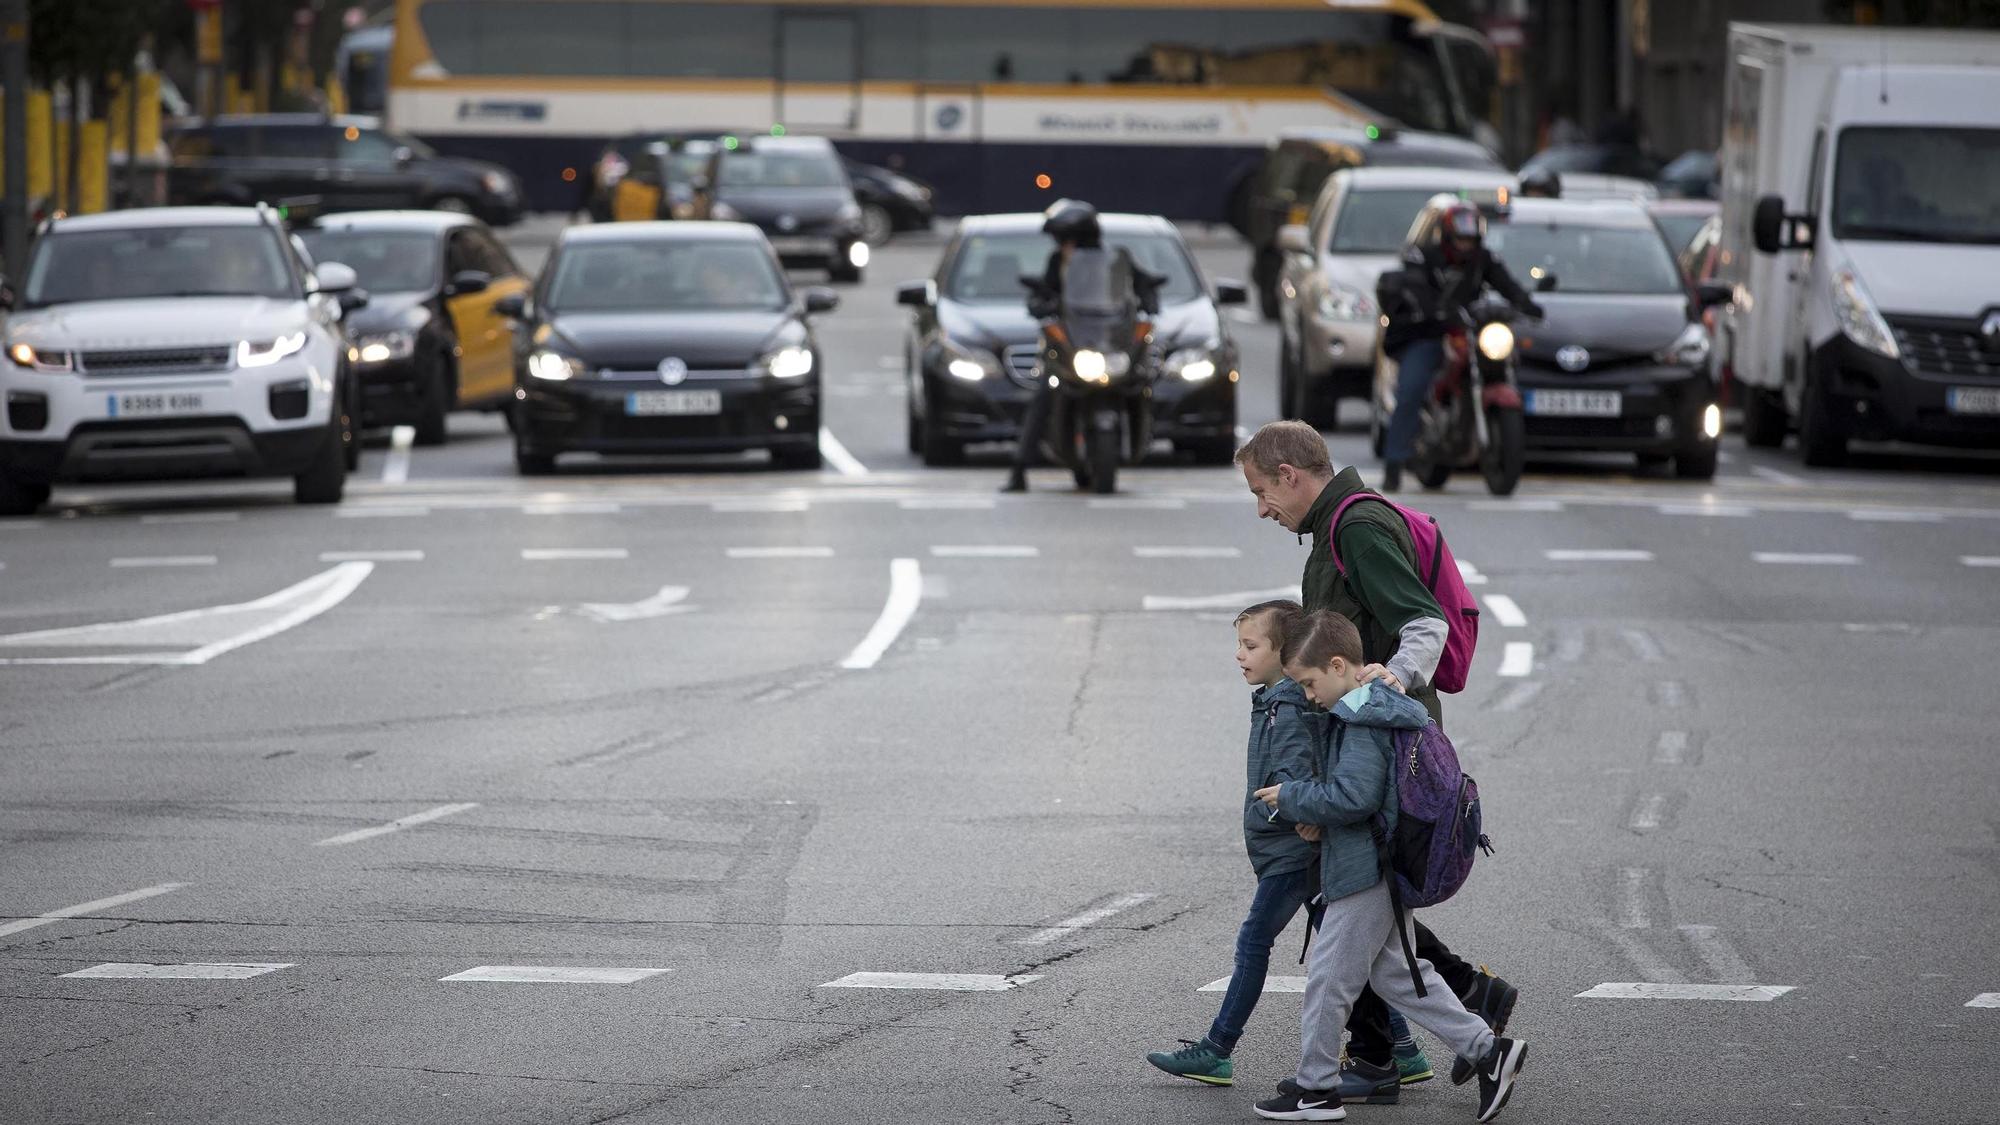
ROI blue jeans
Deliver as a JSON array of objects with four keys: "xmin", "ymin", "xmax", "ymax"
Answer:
[
  {"xmin": 1384, "ymin": 337, "xmax": 1444, "ymax": 465},
  {"xmin": 1206, "ymin": 867, "xmax": 1319, "ymax": 1054}
]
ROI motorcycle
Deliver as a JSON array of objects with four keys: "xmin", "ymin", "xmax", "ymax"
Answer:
[
  {"xmin": 1021, "ymin": 249, "xmax": 1158, "ymax": 494},
  {"xmin": 1405, "ymin": 295, "xmax": 1527, "ymax": 496}
]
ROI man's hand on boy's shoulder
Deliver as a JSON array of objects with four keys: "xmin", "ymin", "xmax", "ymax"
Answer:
[
  {"xmin": 1253, "ymin": 784, "xmax": 1281, "ymax": 808},
  {"xmin": 1295, "ymin": 824, "xmax": 1322, "ymax": 842},
  {"xmin": 1357, "ymin": 664, "xmax": 1406, "ymax": 693}
]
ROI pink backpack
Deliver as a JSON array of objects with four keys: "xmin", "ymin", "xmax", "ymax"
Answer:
[{"xmin": 1327, "ymin": 495, "xmax": 1480, "ymax": 694}]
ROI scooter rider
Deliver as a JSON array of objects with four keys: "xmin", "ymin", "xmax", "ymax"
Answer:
[
  {"xmin": 1004, "ymin": 199, "xmax": 1162, "ymax": 493},
  {"xmin": 1518, "ymin": 168, "xmax": 1562, "ymax": 199},
  {"xmin": 1378, "ymin": 201, "xmax": 1542, "ymax": 492}
]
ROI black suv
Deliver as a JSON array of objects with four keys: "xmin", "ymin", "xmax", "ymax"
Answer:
[
  {"xmin": 693, "ymin": 136, "xmax": 868, "ymax": 283},
  {"xmin": 169, "ymin": 115, "xmax": 523, "ymax": 226}
]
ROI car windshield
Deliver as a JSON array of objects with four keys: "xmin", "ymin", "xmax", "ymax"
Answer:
[
  {"xmin": 1331, "ymin": 189, "xmax": 1458, "ymax": 253},
  {"xmin": 945, "ymin": 231, "xmax": 1201, "ymax": 305},
  {"xmin": 297, "ymin": 230, "xmax": 438, "ymax": 293},
  {"xmin": 22, "ymin": 225, "xmax": 294, "ymax": 307},
  {"xmin": 545, "ymin": 240, "xmax": 787, "ymax": 312},
  {"xmin": 1833, "ymin": 127, "xmax": 2000, "ymax": 245},
  {"xmin": 1486, "ymin": 220, "xmax": 1683, "ymax": 296},
  {"xmin": 718, "ymin": 151, "xmax": 845, "ymax": 189},
  {"xmin": 1651, "ymin": 213, "xmax": 1711, "ymax": 258}
]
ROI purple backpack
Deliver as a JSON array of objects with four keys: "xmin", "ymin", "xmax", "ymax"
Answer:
[
  {"xmin": 1377, "ymin": 723, "xmax": 1493, "ymax": 995},
  {"xmin": 1328, "ymin": 495, "xmax": 1479, "ymax": 694}
]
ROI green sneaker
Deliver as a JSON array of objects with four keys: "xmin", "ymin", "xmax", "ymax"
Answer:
[
  {"xmin": 1145, "ymin": 1038, "xmax": 1234, "ymax": 1086},
  {"xmin": 1394, "ymin": 1040, "xmax": 1435, "ymax": 1085}
]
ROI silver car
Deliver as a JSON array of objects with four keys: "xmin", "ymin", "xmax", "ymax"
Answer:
[
  {"xmin": 0, "ymin": 205, "xmax": 366, "ymax": 515},
  {"xmin": 1276, "ymin": 166, "xmax": 1517, "ymax": 428}
]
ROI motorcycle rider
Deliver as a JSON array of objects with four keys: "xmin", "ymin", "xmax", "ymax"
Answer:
[
  {"xmin": 1377, "ymin": 200, "xmax": 1543, "ymax": 492},
  {"xmin": 1518, "ymin": 168, "xmax": 1562, "ymax": 199},
  {"xmin": 1004, "ymin": 199, "xmax": 1162, "ymax": 493}
]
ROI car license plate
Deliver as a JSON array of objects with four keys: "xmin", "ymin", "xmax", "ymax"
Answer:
[
  {"xmin": 107, "ymin": 391, "xmax": 205, "ymax": 418},
  {"xmin": 769, "ymin": 236, "xmax": 829, "ymax": 256},
  {"xmin": 625, "ymin": 390, "xmax": 722, "ymax": 417},
  {"xmin": 1947, "ymin": 387, "xmax": 2000, "ymax": 415},
  {"xmin": 1526, "ymin": 390, "xmax": 1622, "ymax": 417}
]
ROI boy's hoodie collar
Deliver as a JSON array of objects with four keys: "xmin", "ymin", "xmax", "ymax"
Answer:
[
  {"xmin": 1253, "ymin": 677, "xmax": 1310, "ymax": 710},
  {"xmin": 1330, "ymin": 680, "xmax": 1431, "ymax": 729}
]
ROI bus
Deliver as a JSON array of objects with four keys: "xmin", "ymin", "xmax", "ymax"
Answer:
[{"xmin": 387, "ymin": 0, "xmax": 1498, "ymax": 218}]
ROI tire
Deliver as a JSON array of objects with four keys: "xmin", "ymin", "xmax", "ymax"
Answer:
[
  {"xmin": 1085, "ymin": 422, "xmax": 1118, "ymax": 494},
  {"xmin": 859, "ymin": 203, "xmax": 895, "ymax": 247},
  {"xmin": 1413, "ymin": 457, "xmax": 1452, "ymax": 491},
  {"xmin": 430, "ymin": 195, "xmax": 476, "ymax": 215},
  {"xmin": 773, "ymin": 442, "xmax": 823, "ymax": 470},
  {"xmin": 0, "ymin": 473, "xmax": 50, "ymax": 517},
  {"xmin": 293, "ymin": 419, "xmax": 349, "ymax": 505},
  {"xmin": 1674, "ymin": 441, "xmax": 1719, "ymax": 480},
  {"xmin": 413, "ymin": 354, "xmax": 453, "ymax": 447},
  {"xmin": 1479, "ymin": 407, "xmax": 1525, "ymax": 496},
  {"xmin": 515, "ymin": 448, "xmax": 556, "ymax": 475},
  {"xmin": 1797, "ymin": 372, "xmax": 1848, "ymax": 468},
  {"xmin": 920, "ymin": 402, "xmax": 965, "ymax": 466},
  {"xmin": 1741, "ymin": 383, "xmax": 1788, "ymax": 448}
]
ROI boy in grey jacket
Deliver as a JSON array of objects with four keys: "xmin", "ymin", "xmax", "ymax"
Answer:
[{"xmin": 1251, "ymin": 611, "xmax": 1527, "ymax": 1123}]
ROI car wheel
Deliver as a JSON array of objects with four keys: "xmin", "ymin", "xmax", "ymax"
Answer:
[
  {"xmin": 414, "ymin": 353, "xmax": 453, "ymax": 447},
  {"xmin": 920, "ymin": 399, "xmax": 965, "ymax": 467},
  {"xmin": 860, "ymin": 204, "xmax": 895, "ymax": 247},
  {"xmin": 1796, "ymin": 371, "xmax": 1848, "ymax": 468},
  {"xmin": 1740, "ymin": 383, "xmax": 1788, "ymax": 448},
  {"xmin": 774, "ymin": 442, "xmax": 823, "ymax": 471},
  {"xmin": 430, "ymin": 195, "xmax": 476, "ymax": 215},
  {"xmin": 0, "ymin": 473, "xmax": 50, "ymax": 517},
  {"xmin": 293, "ymin": 418, "xmax": 349, "ymax": 505},
  {"xmin": 1413, "ymin": 457, "xmax": 1452, "ymax": 491},
  {"xmin": 515, "ymin": 447, "xmax": 556, "ymax": 475}
]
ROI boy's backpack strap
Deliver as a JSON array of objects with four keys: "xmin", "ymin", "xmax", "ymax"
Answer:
[{"xmin": 1387, "ymin": 877, "xmax": 1427, "ymax": 998}]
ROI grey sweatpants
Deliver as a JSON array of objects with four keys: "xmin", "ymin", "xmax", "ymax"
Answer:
[{"xmin": 1297, "ymin": 880, "xmax": 1495, "ymax": 1090}]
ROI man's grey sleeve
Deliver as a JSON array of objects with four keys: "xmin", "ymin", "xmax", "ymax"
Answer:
[{"xmin": 1387, "ymin": 615, "xmax": 1448, "ymax": 691}]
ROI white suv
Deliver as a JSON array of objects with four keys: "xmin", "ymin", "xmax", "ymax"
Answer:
[{"xmin": 0, "ymin": 205, "xmax": 364, "ymax": 515}]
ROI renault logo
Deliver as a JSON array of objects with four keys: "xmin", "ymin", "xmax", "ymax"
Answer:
[
  {"xmin": 1982, "ymin": 311, "xmax": 2000, "ymax": 350},
  {"xmin": 1556, "ymin": 345, "xmax": 1591, "ymax": 373},
  {"xmin": 657, "ymin": 357, "xmax": 688, "ymax": 385}
]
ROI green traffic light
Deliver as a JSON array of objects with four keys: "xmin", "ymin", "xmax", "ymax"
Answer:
[
  {"xmin": 1365, "ymin": 124, "xmax": 1381, "ymax": 141},
  {"xmin": 771, "ymin": 124, "xmax": 786, "ymax": 137}
]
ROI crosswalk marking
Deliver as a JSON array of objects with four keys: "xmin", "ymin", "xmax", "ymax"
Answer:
[
  {"xmin": 1470, "ymin": 499, "xmax": 1563, "ymax": 513},
  {"xmin": 1657, "ymin": 503, "xmax": 1752, "ymax": 517},
  {"xmin": 1967, "ymin": 993, "xmax": 2000, "ymax": 1008},
  {"xmin": 440, "ymin": 966, "xmax": 669, "ymax": 984},
  {"xmin": 1199, "ymin": 976, "xmax": 1306, "ymax": 993},
  {"xmin": 524, "ymin": 501, "xmax": 621, "ymax": 515},
  {"xmin": 1576, "ymin": 983, "xmax": 1795, "ymax": 1002},
  {"xmin": 931, "ymin": 545, "xmax": 1039, "ymax": 558},
  {"xmin": 0, "ymin": 883, "xmax": 187, "ymax": 940},
  {"xmin": 1752, "ymin": 552, "xmax": 1858, "ymax": 566},
  {"xmin": 899, "ymin": 497, "xmax": 995, "ymax": 511},
  {"xmin": 1482, "ymin": 594, "xmax": 1527, "ymax": 627},
  {"xmin": 1963, "ymin": 557, "xmax": 2000, "ymax": 568},
  {"xmin": 820, "ymin": 972, "xmax": 1041, "ymax": 991},
  {"xmin": 521, "ymin": 548, "xmax": 630, "ymax": 560},
  {"xmin": 1546, "ymin": 549, "xmax": 1654, "ymax": 562},
  {"xmin": 111, "ymin": 555, "xmax": 216, "ymax": 568},
  {"xmin": 1455, "ymin": 560, "xmax": 1489, "ymax": 586},
  {"xmin": 63, "ymin": 962, "xmax": 292, "ymax": 980},
  {"xmin": 1134, "ymin": 546, "xmax": 1242, "ymax": 559},
  {"xmin": 1498, "ymin": 642, "xmax": 1534, "ymax": 678},
  {"xmin": 314, "ymin": 802, "xmax": 478, "ymax": 847},
  {"xmin": 1014, "ymin": 892, "xmax": 1155, "ymax": 945},
  {"xmin": 1848, "ymin": 509, "xmax": 1941, "ymax": 522},
  {"xmin": 712, "ymin": 498, "xmax": 810, "ymax": 513},
  {"xmin": 728, "ymin": 546, "xmax": 834, "ymax": 559}
]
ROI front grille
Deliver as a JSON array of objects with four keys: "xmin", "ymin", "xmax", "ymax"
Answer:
[
  {"xmin": 594, "ymin": 366, "xmax": 752, "ymax": 382},
  {"xmin": 1003, "ymin": 345, "xmax": 1041, "ymax": 388},
  {"xmin": 1887, "ymin": 316, "xmax": 2000, "ymax": 379},
  {"xmin": 79, "ymin": 346, "xmax": 233, "ymax": 375}
]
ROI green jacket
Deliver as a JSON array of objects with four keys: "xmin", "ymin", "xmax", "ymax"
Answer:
[{"xmin": 1299, "ymin": 469, "xmax": 1445, "ymax": 726}]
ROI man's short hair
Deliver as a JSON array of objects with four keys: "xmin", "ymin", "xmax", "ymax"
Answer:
[
  {"xmin": 1281, "ymin": 610, "xmax": 1366, "ymax": 671},
  {"xmin": 1233, "ymin": 420, "xmax": 1333, "ymax": 480},
  {"xmin": 1235, "ymin": 599, "xmax": 1304, "ymax": 648}
]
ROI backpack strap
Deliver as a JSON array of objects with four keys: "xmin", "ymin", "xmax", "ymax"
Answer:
[{"xmin": 1326, "ymin": 493, "xmax": 1387, "ymax": 577}]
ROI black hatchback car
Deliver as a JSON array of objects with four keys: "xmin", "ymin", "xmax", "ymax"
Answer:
[
  {"xmin": 168, "ymin": 115, "xmax": 524, "ymax": 226},
  {"xmin": 693, "ymin": 136, "xmax": 868, "ymax": 283},
  {"xmin": 898, "ymin": 213, "xmax": 1245, "ymax": 467},
  {"xmin": 500, "ymin": 223, "xmax": 838, "ymax": 473}
]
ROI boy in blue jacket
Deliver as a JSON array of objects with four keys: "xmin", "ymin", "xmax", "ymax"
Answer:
[{"xmin": 1251, "ymin": 611, "xmax": 1527, "ymax": 1123}]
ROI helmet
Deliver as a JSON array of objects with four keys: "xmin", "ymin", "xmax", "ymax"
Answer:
[
  {"xmin": 1440, "ymin": 201, "xmax": 1485, "ymax": 262},
  {"xmin": 1519, "ymin": 168, "xmax": 1562, "ymax": 198},
  {"xmin": 1042, "ymin": 198, "xmax": 1103, "ymax": 248}
]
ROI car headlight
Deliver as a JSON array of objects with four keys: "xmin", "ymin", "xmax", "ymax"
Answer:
[
  {"xmin": 237, "ymin": 331, "xmax": 307, "ymax": 369},
  {"xmin": 7, "ymin": 342, "xmax": 73, "ymax": 372},
  {"xmin": 941, "ymin": 339, "xmax": 1000, "ymax": 382},
  {"xmin": 1315, "ymin": 283, "xmax": 1376, "ymax": 322},
  {"xmin": 527, "ymin": 349, "xmax": 586, "ymax": 381},
  {"xmin": 480, "ymin": 170, "xmax": 514, "ymax": 196},
  {"xmin": 1653, "ymin": 322, "xmax": 1710, "ymax": 368},
  {"xmin": 710, "ymin": 202, "xmax": 743, "ymax": 221},
  {"xmin": 1166, "ymin": 346, "xmax": 1217, "ymax": 382},
  {"xmin": 847, "ymin": 241, "xmax": 870, "ymax": 269},
  {"xmin": 758, "ymin": 344, "xmax": 813, "ymax": 379},
  {"xmin": 1830, "ymin": 265, "xmax": 1898, "ymax": 359},
  {"xmin": 1477, "ymin": 322, "xmax": 1516, "ymax": 362},
  {"xmin": 354, "ymin": 330, "xmax": 418, "ymax": 365}
]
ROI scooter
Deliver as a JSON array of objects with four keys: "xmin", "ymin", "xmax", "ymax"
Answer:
[
  {"xmin": 1407, "ymin": 296, "xmax": 1527, "ymax": 496},
  {"xmin": 1022, "ymin": 249, "xmax": 1158, "ymax": 495}
]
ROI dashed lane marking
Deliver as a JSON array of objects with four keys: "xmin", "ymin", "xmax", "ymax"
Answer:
[
  {"xmin": 1657, "ymin": 503, "xmax": 1752, "ymax": 517},
  {"xmin": 820, "ymin": 972, "xmax": 1041, "ymax": 991},
  {"xmin": 1588, "ymin": 920, "xmax": 1685, "ymax": 984},
  {"xmin": 521, "ymin": 548, "xmax": 630, "ymax": 561},
  {"xmin": 1576, "ymin": 983, "xmax": 1795, "ymax": 1002},
  {"xmin": 1748, "ymin": 464, "xmax": 1807, "ymax": 487},
  {"xmin": 1678, "ymin": 924, "xmax": 1757, "ymax": 984},
  {"xmin": 1653, "ymin": 680, "xmax": 1688, "ymax": 708},
  {"xmin": 313, "ymin": 802, "xmax": 479, "ymax": 847},
  {"xmin": 1469, "ymin": 498, "xmax": 1563, "ymax": 513},
  {"xmin": 319, "ymin": 550, "xmax": 425, "ymax": 563},
  {"xmin": 1618, "ymin": 867, "xmax": 1651, "ymax": 930},
  {"xmin": 1482, "ymin": 594, "xmax": 1526, "ymax": 627},
  {"xmin": 140, "ymin": 511, "xmax": 240, "ymax": 525},
  {"xmin": 524, "ymin": 501, "xmax": 621, "ymax": 515},
  {"xmin": 1200, "ymin": 976, "xmax": 1305, "ymax": 993},
  {"xmin": 840, "ymin": 558, "xmax": 922, "ymax": 670},
  {"xmin": 1134, "ymin": 546, "xmax": 1242, "ymax": 559},
  {"xmin": 1628, "ymin": 793, "xmax": 1667, "ymax": 832},
  {"xmin": 0, "ymin": 883, "xmax": 187, "ymax": 941},
  {"xmin": 1967, "ymin": 993, "xmax": 2000, "ymax": 1008},
  {"xmin": 819, "ymin": 428, "xmax": 869, "ymax": 477},
  {"xmin": 899, "ymin": 497, "xmax": 994, "ymax": 511},
  {"xmin": 440, "ymin": 966, "xmax": 668, "ymax": 984},
  {"xmin": 712, "ymin": 498, "xmax": 810, "ymax": 513},
  {"xmin": 381, "ymin": 425, "xmax": 414, "ymax": 485},
  {"xmin": 63, "ymin": 962, "xmax": 293, "ymax": 980},
  {"xmin": 728, "ymin": 546, "xmax": 834, "ymax": 559},
  {"xmin": 1546, "ymin": 549, "xmax": 1654, "ymax": 562},
  {"xmin": 1498, "ymin": 642, "xmax": 1534, "ymax": 678},
  {"xmin": 1654, "ymin": 731, "xmax": 1689, "ymax": 765},
  {"xmin": 1752, "ymin": 552, "xmax": 1859, "ymax": 566},
  {"xmin": 1455, "ymin": 560, "xmax": 1489, "ymax": 586},
  {"xmin": 930, "ymin": 545, "xmax": 1040, "ymax": 558},
  {"xmin": 1962, "ymin": 557, "xmax": 2000, "ymax": 568},
  {"xmin": 1014, "ymin": 891, "xmax": 1156, "ymax": 945},
  {"xmin": 1849, "ymin": 509, "xmax": 1941, "ymax": 522},
  {"xmin": 1144, "ymin": 586, "xmax": 1302, "ymax": 612},
  {"xmin": 111, "ymin": 556, "xmax": 217, "ymax": 568}
]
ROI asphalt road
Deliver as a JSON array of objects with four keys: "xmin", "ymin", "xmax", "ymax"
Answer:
[{"xmin": 4, "ymin": 214, "xmax": 1999, "ymax": 1125}]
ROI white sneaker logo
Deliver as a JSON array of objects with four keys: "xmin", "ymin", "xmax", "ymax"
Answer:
[{"xmin": 1300, "ymin": 1099, "xmax": 1328, "ymax": 1109}]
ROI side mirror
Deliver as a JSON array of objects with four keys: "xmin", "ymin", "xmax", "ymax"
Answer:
[
  {"xmin": 446, "ymin": 269, "xmax": 491, "ymax": 297},
  {"xmin": 1534, "ymin": 272, "xmax": 1560, "ymax": 293},
  {"xmin": 493, "ymin": 292, "xmax": 528, "ymax": 319},
  {"xmin": 1276, "ymin": 223, "xmax": 1312, "ymax": 258},
  {"xmin": 1696, "ymin": 281, "xmax": 1733, "ymax": 308},
  {"xmin": 803, "ymin": 287, "xmax": 840, "ymax": 315},
  {"xmin": 392, "ymin": 146, "xmax": 415, "ymax": 167},
  {"xmin": 1752, "ymin": 194, "xmax": 1813, "ymax": 254},
  {"xmin": 314, "ymin": 261, "xmax": 358, "ymax": 294},
  {"xmin": 1214, "ymin": 278, "xmax": 1249, "ymax": 306},
  {"xmin": 338, "ymin": 287, "xmax": 370, "ymax": 314},
  {"xmin": 895, "ymin": 280, "xmax": 935, "ymax": 308}
]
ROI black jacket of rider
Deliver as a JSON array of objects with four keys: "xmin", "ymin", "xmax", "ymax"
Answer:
[
  {"xmin": 1379, "ymin": 242, "xmax": 1538, "ymax": 354},
  {"xmin": 1028, "ymin": 248, "xmax": 1165, "ymax": 320}
]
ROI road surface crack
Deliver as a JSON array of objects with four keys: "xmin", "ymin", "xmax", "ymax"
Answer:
[{"xmin": 1004, "ymin": 990, "xmax": 1079, "ymax": 1125}]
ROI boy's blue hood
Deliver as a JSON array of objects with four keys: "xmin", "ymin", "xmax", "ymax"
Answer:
[
  {"xmin": 1330, "ymin": 681, "xmax": 1431, "ymax": 730},
  {"xmin": 1255, "ymin": 677, "xmax": 1310, "ymax": 710}
]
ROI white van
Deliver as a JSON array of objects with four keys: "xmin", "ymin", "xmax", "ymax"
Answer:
[{"xmin": 1720, "ymin": 25, "xmax": 2000, "ymax": 465}]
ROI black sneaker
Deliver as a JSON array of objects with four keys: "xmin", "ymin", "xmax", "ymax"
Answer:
[
  {"xmin": 1254, "ymin": 1081, "xmax": 1346, "ymax": 1121},
  {"xmin": 1473, "ymin": 1036, "xmax": 1527, "ymax": 1123},
  {"xmin": 1381, "ymin": 461, "xmax": 1404, "ymax": 492},
  {"xmin": 1451, "ymin": 970, "xmax": 1521, "ymax": 1085},
  {"xmin": 1000, "ymin": 469, "xmax": 1028, "ymax": 493}
]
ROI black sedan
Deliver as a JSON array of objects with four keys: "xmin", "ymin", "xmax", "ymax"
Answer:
[
  {"xmin": 843, "ymin": 157, "xmax": 936, "ymax": 246},
  {"xmin": 1487, "ymin": 198, "xmax": 1731, "ymax": 479},
  {"xmin": 499, "ymin": 223, "xmax": 837, "ymax": 473},
  {"xmin": 898, "ymin": 213, "xmax": 1245, "ymax": 467}
]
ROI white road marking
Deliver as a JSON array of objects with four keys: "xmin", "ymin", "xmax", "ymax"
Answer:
[
  {"xmin": 1654, "ymin": 730, "xmax": 1689, "ymax": 766},
  {"xmin": 577, "ymin": 585, "xmax": 694, "ymax": 623},
  {"xmin": 111, "ymin": 555, "xmax": 217, "ymax": 568},
  {"xmin": 1498, "ymin": 642, "xmax": 1534, "ymax": 678},
  {"xmin": 1752, "ymin": 552, "xmax": 1858, "ymax": 566},
  {"xmin": 0, "ymin": 562, "xmax": 373, "ymax": 666},
  {"xmin": 840, "ymin": 558, "xmax": 922, "ymax": 670},
  {"xmin": 1482, "ymin": 594, "xmax": 1526, "ymax": 627},
  {"xmin": 1014, "ymin": 891, "xmax": 1156, "ymax": 945},
  {"xmin": 1469, "ymin": 498, "xmax": 1563, "ymax": 512},
  {"xmin": 728, "ymin": 546, "xmax": 834, "ymax": 559},
  {"xmin": 1086, "ymin": 497, "xmax": 1185, "ymax": 510},
  {"xmin": 1134, "ymin": 546, "xmax": 1242, "ymax": 559},
  {"xmin": 1144, "ymin": 585, "xmax": 1302, "ymax": 612},
  {"xmin": 1654, "ymin": 680, "xmax": 1687, "ymax": 708},
  {"xmin": 1455, "ymin": 559, "xmax": 1489, "ymax": 586},
  {"xmin": 521, "ymin": 548, "xmax": 630, "ymax": 561},
  {"xmin": 336, "ymin": 506, "xmax": 430, "ymax": 518},
  {"xmin": 63, "ymin": 962, "xmax": 292, "ymax": 980},
  {"xmin": 819, "ymin": 428, "xmax": 869, "ymax": 477},
  {"xmin": 440, "ymin": 966, "xmax": 668, "ymax": 984},
  {"xmin": 930, "ymin": 545, "xmax": 1040, "ymax": 558},
  {"xmin": 1621, "ymin": 629, "xmax": 1664, "ymax": 662},
  {"xmin": 1576, "ymin": 983, "xmax": 1795, "ymax": 1002},
  {"xmin": 1628, "ymin": 793, "xmax": 1667, "ymax": 832},
  {"xmin": 1546, "ymin": 549, "xmax": 1654, "ymax": 562},
  {"xmin": 313, "ymin": 802, "xmax": 479, "ymax": 847},
  {"xmin": 1843, "ymin": 621, "xmax": 1916, "ymax": 634},
  {"xmin": 1618, "ymin": 867, "xmax": 1650, "ymax": 930},
  {"xmin": 140, "ymin": 511, "xmax": 239, "ymax": 525},
  {"xmin": 1849, "ymin": 509, "xmax": 1941, "ymax": 523},
  {"xmin": 713, "ymin": 498, "xmax": 810, "ymax": 513},
  {"xmin": 524, "ymin": 501, "xmax": 622, "ymax": 515},
  {"xmin": 1657, "ymin": 503, "xmax": 1752, "ymax": 517},
  {"xmin": 1961, "ymin": 557, "xmax": 2000, "ymax": 568},
  {"xmin": 0, "ymin": 883, "xmax": 187, "ymax": 940},
  {"xmin": 319, "ymin": 550, "xmax": 424, "ymax": 563},
  {"xmin": 1588, "ymin": 920, "xmax": 1685, "ymax": 983},
  {"xmin": 1678, "ymin": 924, "xmax": 1757, "ymax": 984},
  {"xmin": 381, "ymin": 425, "xmax": 414, "ymax": 484},
  {"xmin": 1967, "ymin": 993, "xmax": 2000, "ymax": 1008},
  {"xmin": 1492, "ymin": 681, "xmax": 1542, "ymax": 712},
  {"xmin": 1200, "ymin": 976, "xmax": 1305, "ymax": 993},
  {"xmin": 899, "ymin": 497, "xmax": 994, "ymax": 511},
  {"xmin": 820, "ymin": 972, "xmax": 1040, "ymax": 991},
  {"xmin": 1748, "ymin": 464, "xmax": 1806, "ymax": 487}
]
